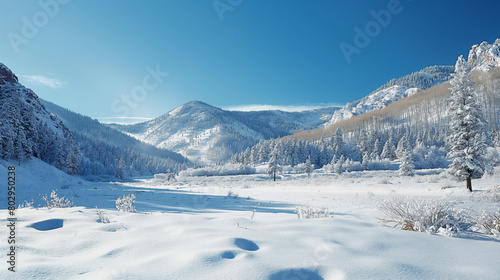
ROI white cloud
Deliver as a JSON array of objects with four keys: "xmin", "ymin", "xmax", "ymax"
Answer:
[
  {"xmin": 224, "ymin": 103, "xmax": 344, "ymax": 112},
  {"xmin": 97, "ymin": 117, "xmax": 153, "ymax": 125},
  {"xmin": 20, "ymin": 75, "xmax": 67, "ymax": 88}
]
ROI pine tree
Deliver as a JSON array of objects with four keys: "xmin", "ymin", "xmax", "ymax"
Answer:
[
  {"xmin": 399, "ymin": 148, "xmax": 415, "ymax": 176},
  {"xmin": 396, "ymin": 132, "xmax": 410, "ymax": 159},
  {"xmin": 446, "ymin": 55, "xmax": 487, "ymax": 192},
  {"xmin": 333, "ymin": 127, "xmax": 345, "ymax": 157},
  {"xmin": 334, "ymin": 155, "xmax": 344, "ymax": 175},
  {"xmin": 381, "ymin": 135, "xmax": 396, "ymax": 160},
  {"xmin": 304, "ymin": 156, "xmax": 313, "ymax": 178},
  {"xmin": 267, "ymin": 145, "xmax": 282, "ymax": 181}
]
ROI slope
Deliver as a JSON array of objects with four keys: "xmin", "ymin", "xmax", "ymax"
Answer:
[
  {"xmin": 41, "ymin": 99, "xmax": 192, "ymax": 179},
  {"xmin": 0, "ymin": 63, "xmax": 80, "ymax": 173},
  {"xmin": 327, "ymin": 65, "xmax": 454, "ymax": 125}
]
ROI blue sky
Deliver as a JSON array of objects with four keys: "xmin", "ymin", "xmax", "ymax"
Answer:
[{"xmin": 1, "ymin": 0, "xmax": 500, "ymax": 123}]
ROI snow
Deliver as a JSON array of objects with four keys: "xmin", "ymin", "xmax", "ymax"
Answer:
[{"xmin": 1, "ymin": 159, "xmax": 500, "ymax": 279}]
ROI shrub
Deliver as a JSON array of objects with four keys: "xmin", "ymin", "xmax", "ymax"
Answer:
[
  {"xmin": 18, "ymin": 198, "xmax": 34, "ymax": 209},
  {"xmin": 95, "ymin": 206, "xmax": 110, "ymax": 223},
  {"xmin": 41, "ymin": 190, "xmax": 74, "ymax": 209},
  {"xmin": 116, "ymin": 194, "xmax": 136, "ymax": 212},
  {"xmin": 226, "ymin": 189, "xmax": 239, "ymax": 198},
  {"xmin": 476, "ymin": 185, "xmax": 500, "ymax": 202},
  {"xmin": 477, "ymin": 210, "xmax": 500, "ymax": 237},
  {"xmin": 376, "ymin": 196, "xmax": 473, "ymax": 235},
  {"xmin": 296, "ymin": 203, "xmax": 330, "ymax": 219}
]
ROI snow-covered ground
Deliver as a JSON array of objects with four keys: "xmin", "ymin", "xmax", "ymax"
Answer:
[{"xmin": 1, "ymin": 159, "xmax": 500, "ymax": 279}]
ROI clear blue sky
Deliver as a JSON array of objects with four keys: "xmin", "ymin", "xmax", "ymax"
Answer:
[{"xmin": 1, "ymin": 0, "xmax": 500, "ymax": 123}]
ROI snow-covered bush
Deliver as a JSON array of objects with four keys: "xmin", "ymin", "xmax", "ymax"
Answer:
[
  {"xmin": 179, "ymin": 163, "xmax": 256, "ymax": 177},
  {"xmin": 475, "ymin": 185, "xmax": 500, "ymax": 202},
  {"xmin": 41, "ymin": 190, "xmax": 74, "ymax": 209},
  {"xmin": 154, "ymin": 172, "xmax": 176, "ymax": 182},
  {"xmin": 413, "ymin": 145, "xmax": 448, "ymax": 169},
  {"xmin": 295, "ymin": 203, "xmax": 330, "ymax": 219},
  {"xmin": 18, "ymin": 199, "xmax": 34, "ymax": 209},
  {"xmin": 95, "ymin": 206, "xmax": 110, "ymax": 223},
  {"xmin": 477, "ymin": 210, "xmax": 500, "ymax": 237},
  {"xmin": 366, "ymin": 159, "xmax": 392, "ymax": 171},
  {"xmin": 343, "ymin": 159, "xmax": 362, "ymax": 172},
  {"xmin": 377, "ymin": 196, "xmax": 473, "ymax": 235},
  {"xmin": 116, "ymin": 194, "xmax": 136, "ymax": 212}
]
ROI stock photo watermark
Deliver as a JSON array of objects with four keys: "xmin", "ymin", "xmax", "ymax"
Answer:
[
  {"xmin": 111, "ymin": 65, "xmax": 169, "ymax": 117},
  {"xmin": 339, "ymin": 0, "xmax": 403, "ymax": 63},
  {"xmin": 8, "ymin": 0, "xmax": 71, "ymax": 54},
  {"xmin": 6, "ymin": 166, "xmax": 16, "ymax": 272},
  {"xmin": 213, "ymin": 0, "xmax": 242, "ymax": 21}
]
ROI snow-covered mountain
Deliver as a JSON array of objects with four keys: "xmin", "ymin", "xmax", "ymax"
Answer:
[
  {"xmin": 327, "ymin": 66, "xmax": 454, "ymax": 125},
  {"xmin": 468, "ymin": 39, "xmax": 500, "ymax": 72},
  {"xmin": 111, "ymin": 101, "xmax": 339, "ymax": 164},
  {"xmin": 0, "ymin": 63, "xmax": 80, "ymax": 173}
]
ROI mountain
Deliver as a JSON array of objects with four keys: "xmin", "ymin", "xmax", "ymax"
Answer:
[
  {"xmin": 110, "ymin": 101, "xmax": 339, "ymax": 164},
  {"xmin": 327, "ymin": 65, "xmax": 455, "ymax": 125},
  {"xmin": 41, "ymin": 100, "xmax": 192, "ymax": 179},
  {"xmin": 0, "ymin": 63, "xmax": 80, "ymax": 173}
]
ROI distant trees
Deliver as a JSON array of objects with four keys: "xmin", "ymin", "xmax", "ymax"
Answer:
[{"xmin": 446, "ymin": 56, "xmax": 487, "ymax": 191}]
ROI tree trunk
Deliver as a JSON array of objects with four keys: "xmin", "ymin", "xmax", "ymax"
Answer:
[
  {"xmin": 273, "ymin": 170, "xmax": 276, "ymax": 181},
  {"xmin": 466, "ymin": 177, "xmax": 472, "ymax": 192}
]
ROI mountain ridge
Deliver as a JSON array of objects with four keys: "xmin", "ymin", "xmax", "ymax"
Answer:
[{"xmin": 111, "ymin": 101, "xmax": 339, "ymax": 164}]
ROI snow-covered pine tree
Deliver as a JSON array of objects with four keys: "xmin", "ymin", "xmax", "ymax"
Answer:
[
  {"xmin": 334, "ymin": 155, "xmax": 345, "ymax": 175},
  {"xmin": 267, "ymin": 145, "xmax": 282, "ymax": 181},
  {"xmin": 399, "ymin": 147, "xmax": 415, "ymax": 176},
  {"xmin": 396, "ymin": 132, "xmax": 410, "ymax": 159},
  {"xmin": 446, "ymin": 55, "xmax": 487, "ymax": 192},
  {"xmin": 304, "ymin": 156, "xmax": 313, "ymax": 178},
  {"xmin": 361, "ymin": 152, "xmax": 370, "ymax": 170},
  {"xmin": 333, "ymin": 127, "xmax": 345, "ymax": 157}
]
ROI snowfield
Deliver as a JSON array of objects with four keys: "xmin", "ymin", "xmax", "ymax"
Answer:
[{"xmin": 1, "ymin": 159, "xmax": 500, "ymax": 279}]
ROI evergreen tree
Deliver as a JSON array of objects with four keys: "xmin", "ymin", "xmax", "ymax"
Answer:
[
  {"xmin": 446, "ymin": 55, "xmax": 487, "ymax": 192},
  {"xmin": 334, "ymin": 155, "xmax": 345, "ymax": 175},
  {"xmin": 304, "ymin": 156, "xmax": 313, "ymax": 178},
  {"xmin": 396, "ymin": 132, "xmax": 410, "ymax": 159},
  {"xmin": 267, "ymin": 145, "xmax": 282, "ymax": 181},
  {"xmin": 333, "ymin": 127, "xmax": 345, "ymax": 157},
  {"xmin": 399, "ymin": 148, "xmax": 415, "ymax": 176}
]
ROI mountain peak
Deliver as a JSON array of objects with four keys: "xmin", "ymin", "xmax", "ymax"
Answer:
[
  {"xmin": 468, "ymin": 39, "xmax": 500, "ymax": 71},
  {"xmin": 0, "ymin": 63, "xmax": 19, "ymax": 85}
]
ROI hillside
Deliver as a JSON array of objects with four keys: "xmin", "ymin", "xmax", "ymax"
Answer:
[
  {"xmin": 41, "ymin": 100, "xmax": 191, "ymax": 179},
  {"xmin": 0, "ymin": 63, "xmax": 80, "ymax": 173},
  {"xmin": 327, "ymin": 66, "xmax": 454, "ymax": 125}
]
